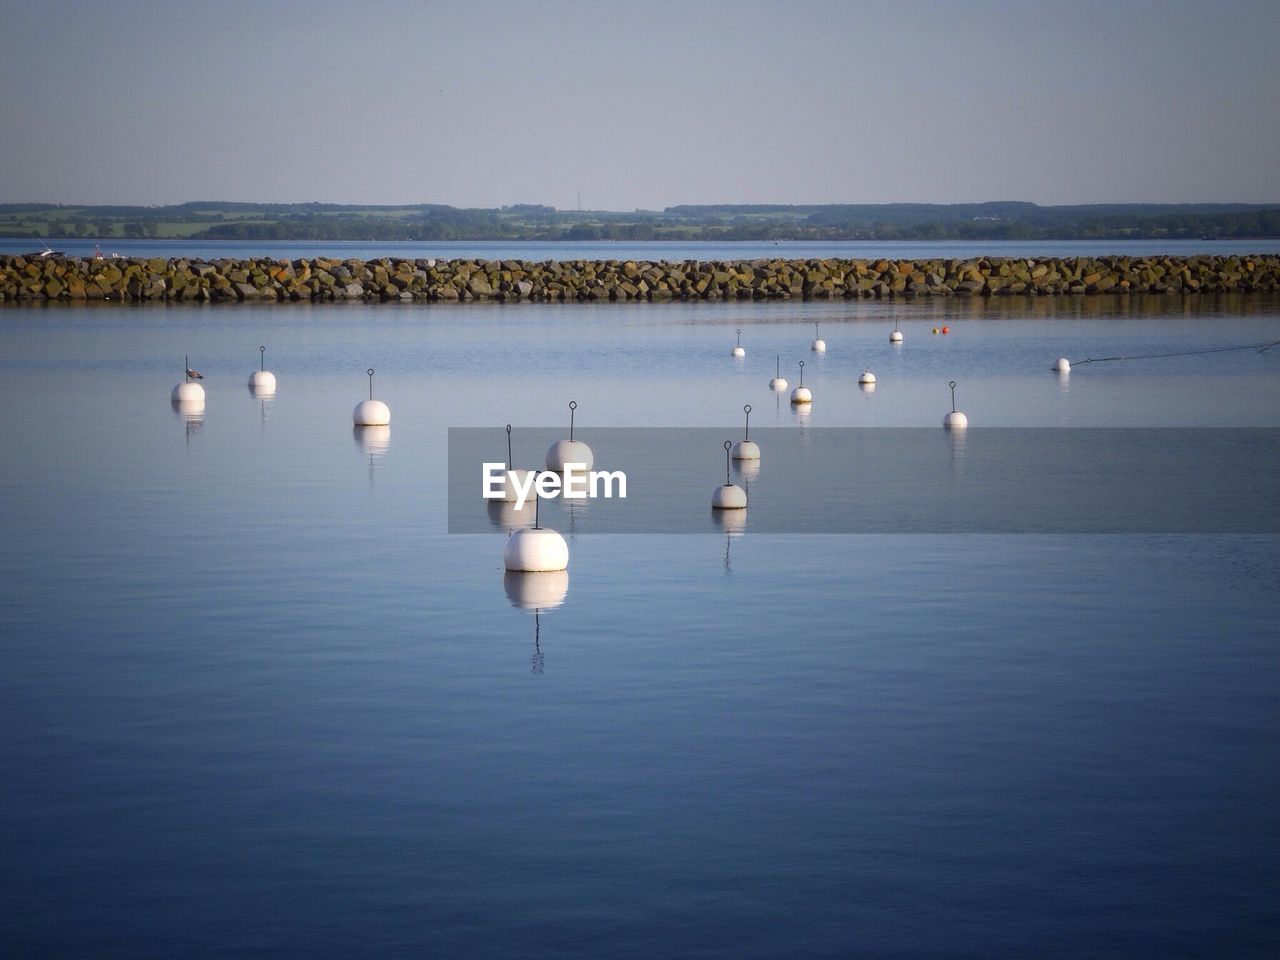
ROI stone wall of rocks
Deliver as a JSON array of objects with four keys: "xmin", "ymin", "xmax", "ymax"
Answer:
[{"xmin": 2, "ymin": 254, "xmax": 1278, "ymax": 304}]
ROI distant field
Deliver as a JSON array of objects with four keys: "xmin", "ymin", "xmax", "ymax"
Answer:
[{"xmin": 2, "ymin": 201, "xmax": 1277, "ymax": 242}]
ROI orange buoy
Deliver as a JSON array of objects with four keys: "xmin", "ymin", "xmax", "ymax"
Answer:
[{"xmin": 941, "ymin": 326, "xmax": 950, "ymax": 335}]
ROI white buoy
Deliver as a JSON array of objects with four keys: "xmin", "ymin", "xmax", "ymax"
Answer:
[
  {"xmin": 811, "ymin": 321, "xmax": 826, "ymax": 353},
  {"xmin": 503, "ymin": 570, "xmax": 569, "ymax": 611},
  {"xmin": 545, "ymin": 400, "xmax": 594, "ymax": 472},
  {"xmin": 791, "ymin": 360, "xmax": 812, "ymax": 404},
  {"xmin": 249, "ymin": 345, "xmax": 277, "ymax": 392},
  {"xmin": 712, "ymin": 440, "xmax": 748, "ymax": 509},
  {"xmin": 503, "ymin": 487, "xmax": 569, "ymax": 571},
  {"xmin": 731, "ymin": 327, "xmax": 745, "ymax": 357},
  {"xmin": 353, "ymin": 368, "xmax": 391, "ymax": 425},
  {"xmin": 890, "ymin": 319, "xmax": 903, "ymax": 344},
  {"xmin": 172, "ymin": 380, "xmax": 204, "ymax": 403},
  {"xmin": 504, "ymin": 527, "xmax": 569, "ymax": 571},
  {"xmin": 1053, "ymin": 357, "xmax": 1071, "ymax": 373},
  {"xmin": 172, "ymin": 354, "xmax": 205, "ymax": 403},
  {"xmin": 943, "ymin": 379, "xmax": 968, "ymax": 429},
  {"xmin": 730, "ymin": 404, "xmax": 760, "ymax": 460},
  {"xmin": 859, "ymin": 369, "xmax": 877, "ymax": 384},
  {"xmin": 769, "ymin": 354, "xmax": 788, "ymax": 391}
]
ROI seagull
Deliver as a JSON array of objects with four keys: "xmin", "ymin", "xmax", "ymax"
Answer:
[{"xmin": 186, "ymin": 366, "xmax": 204, "ymax": 380}]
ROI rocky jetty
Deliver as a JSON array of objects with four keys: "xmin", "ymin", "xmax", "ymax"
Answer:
[{"xmin": 2, "ymin": 254, "xmax": 1278, "ymax": 304}]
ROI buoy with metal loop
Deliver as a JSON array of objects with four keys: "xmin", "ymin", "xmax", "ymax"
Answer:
[
  {"xmin": 859, "ymin": 369, "xmax": 877, "ymax": 385},
  {"xmin": 769, "ymin": 354, "xmax": 788, "ymax": 391},
  {"xmin": 791, "ymin": 360, "xmax": 812, "ymax": 404},
  {"xmin": 249, "ymin": 345, "xmax": 276, "ymax": 393},
  {"xmin": 731, "ymin": 404, "xmax": 760, "ymax": 461},
  {"xmin": 712, "ymin": 440, "xmax": 748, "ymax": 509},
  {"xmin": 545, "ymin": 400, "xmax": 594, "ymax": 472},
  {"xmin": 943, "ymin": 379, "xmax": 968, "ymax": 429},
  {"xmin": 353, "ymin": 368, "xmax": 391, "ymax": 425},
  {"xmin": 496, "ymin": 423, "xmax": 534, "ymax": 502},
  {"xmin": 731, "ymin": 328, "xmax": 745, "ymax": 357},
  {"xmin": 1052, "ymin": 358, "xmax": 1071, "ymax": 373},
  {"xmin": 810, "ymin": 321, "xmax": 826, "ymax": 353},
  {"xmin": 503, "ymin": 476, "xmax": 569, "ymax": 571},
  {"xmin": 171, "ymin": 354, "xmax": 205, "ymax": 405},
  {"xmin": 890, "ymin": 318, "xmax": 903, "ymax": 344}
]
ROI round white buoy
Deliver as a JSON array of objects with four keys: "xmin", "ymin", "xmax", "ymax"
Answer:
[
  {"xmin": 171, "ymin": 380, "xmax": 205, "ymax": 403},
  {"xmin": 890, "ymin": 330, "xmax": 904, "ymax": 343},
  {"xmin": 546, "ymin": 439, "xmax": 593, "ymax": 472},
  {"xmin": 503, "ymin": 526, "xmax": 569, "ymax": 572},
  {"xmin": 249, "ymin": 346, "xmax": 276, "ymax": 391},
  {"xmin": 860, "ymin": 381, "xmax": 877, "ymax": 394},
  {"xmin": 712, "ymin": 439, "xmax": 748, "ymax": 509},
  {"xmin": 859, "ymin": 369, "xmax": 877, "ymax": 384},
  {"xmin": 354, "ymin": 368, "xmax": 390, "ymax": 425},
  {"xmin": 1053, "ymin": 357, "xmax": 1071, "ymax": 373},
  {"xmin": 503, "ymin": 570, "xmax": 569, "ymax": 611},
  {"xmin": 730, "ymin": 404, "xmax": 759, "ymax": 461},
  {"xmin": 354, "ymin": 399, "xmax": 390, "ymax": 426},
  {"xmin": 943, "ymin": 379, "xmax": 967, "ymax": 429},
  {"xmin": 791, "ymin": 360, "xmax": 812, "ymax": 404},
  {"xmin": 546, "ymin": 401, "xmax": 593, "ymax": 472},
  {"xmin": 731, "ymin": 327, "xmax": 745, "ymax": 357},
  {"xmin": 769, "ymin": 354, "xmax": 787, "ymax": 390},
  {"xmin": 712, "ymin": 483, "xmax": 748, "ymax": 509},
  {"xmin": 810, "ymin": 321, "xmax": 826, "ymax": 353}
]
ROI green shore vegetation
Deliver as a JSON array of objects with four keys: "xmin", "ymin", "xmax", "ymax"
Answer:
[{"xmin": 2, "ymin": 201, "xmax": 1278, "ymax": 243}]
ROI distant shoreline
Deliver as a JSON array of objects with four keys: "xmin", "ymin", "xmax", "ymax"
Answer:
[{"xmin": 4, "ymin": 254, "xmax": 1278, "ymax": 305}]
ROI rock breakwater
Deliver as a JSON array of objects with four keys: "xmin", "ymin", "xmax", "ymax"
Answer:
[{"xmin": 2, "ymin": 254, "xmax": 1278, "ymax": 304}]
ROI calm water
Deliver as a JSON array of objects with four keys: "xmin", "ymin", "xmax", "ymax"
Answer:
[
  {"xmin": 5, "ymin": 236, "xmax": 1280, "ymax": 262},
  {"xmin": 1, "ymin": 294, "xmax": 1278, "ymax": 958}
]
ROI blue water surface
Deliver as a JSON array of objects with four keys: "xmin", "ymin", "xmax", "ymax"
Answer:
[{"xmin": 1, "ymin": 295, "xmax": 1277, "ymax": 958}]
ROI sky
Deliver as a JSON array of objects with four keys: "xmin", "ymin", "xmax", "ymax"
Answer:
[{"xmin": 0, "ymin": 0, "xmax": 1276, "ymax": 209}]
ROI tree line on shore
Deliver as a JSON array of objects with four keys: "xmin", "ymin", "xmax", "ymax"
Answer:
[{"xmin": 2, "ymin": 200, "xmax": 1277, "ymax": 243}]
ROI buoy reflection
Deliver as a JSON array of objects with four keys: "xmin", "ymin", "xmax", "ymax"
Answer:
[
  {"xmin": 487, "ymin": 498, "xmax": 534, "ymax": 533},
  {"xmin": 353, "ymin": 424, "xmax": 391, "ymax": 455},
  {"xmin": 503, "ymin": 569, "xmax": 569, "ymax": 611},
  {"xmin": 504, "ymin": 569, "xmax": 570, "ymax": 675}
]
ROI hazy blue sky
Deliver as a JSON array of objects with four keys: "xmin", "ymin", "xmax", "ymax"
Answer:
[{"xmin": 1, "ymin": 0, "xmax": 1276, "ymax": 209}]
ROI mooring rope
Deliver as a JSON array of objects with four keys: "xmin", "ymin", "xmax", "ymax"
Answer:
[{"xmin": 1070, "ymin": 338, "xmax": 1280, "ymax": 366}]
